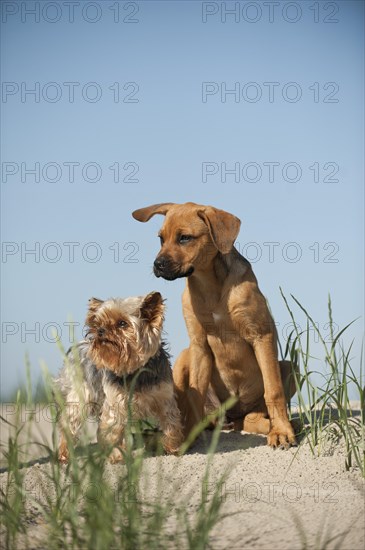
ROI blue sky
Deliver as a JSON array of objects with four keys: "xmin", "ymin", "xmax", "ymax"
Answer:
[{"xmin": 1, "ymin": 0, "xmax": 364, "ymax": 399}]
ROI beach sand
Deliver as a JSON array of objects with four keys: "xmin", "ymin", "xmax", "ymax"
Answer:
[{"xmin": 1, "ymin": 403, "xmax": 364, "ymax": 549}]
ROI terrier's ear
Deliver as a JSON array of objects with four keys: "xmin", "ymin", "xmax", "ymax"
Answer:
[
  {"xmin": 86, "ymin": 298, "xmax": 104, "ymax": 327},
  {"xmin": 132, "ymin": 203, "xmax": 175, "ymax": 222},
  {"xmin": 198, "ymin": 207, "xmax": 241, "ymax": 254},
  {"xmin": 88, "ymin": 297, "xmax": 104, "ymax": 312},
  {"xmin": 140, "ymin": 292, "xmax": 165, "ymax": 329}
]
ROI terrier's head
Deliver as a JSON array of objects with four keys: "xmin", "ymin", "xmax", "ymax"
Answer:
[{"xmin": 85, "ymin": 291, "xmax": 165, "ymax": 375}]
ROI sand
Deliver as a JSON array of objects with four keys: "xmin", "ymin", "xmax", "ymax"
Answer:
[{"xmin": 0, "ymin": 403, "xmax": 364, "ymax": 550}]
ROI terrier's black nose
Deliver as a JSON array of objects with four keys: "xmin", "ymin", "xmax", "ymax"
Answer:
[{"xmin": 98, "ymin": 328, "xmax": 105, "ymax": 337}]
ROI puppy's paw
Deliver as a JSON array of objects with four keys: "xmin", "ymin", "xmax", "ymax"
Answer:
[{"xmin": 267, "ymin": 422, "xmax": 297, "ymax": 449}]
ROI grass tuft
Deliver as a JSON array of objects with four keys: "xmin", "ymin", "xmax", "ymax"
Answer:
[{"xmin": 281, "ymin": 290, "xmax": 364, "ymax": 476}]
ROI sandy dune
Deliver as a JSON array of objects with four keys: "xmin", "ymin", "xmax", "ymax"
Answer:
[{"xmin": 0, "ymin": 404, "xmax": 364, "ymax": 549}]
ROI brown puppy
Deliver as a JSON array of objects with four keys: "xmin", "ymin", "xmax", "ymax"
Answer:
[{"xmin": 132, "ymin": 202, "xmax": 298, "ymax": 448}]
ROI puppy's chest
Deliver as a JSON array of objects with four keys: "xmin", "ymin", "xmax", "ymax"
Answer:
[
  {"xmin": 200, "ymin": 308, "xmax": 238, "ymax": 341},
  {"xmin": 199, "ymin": 306, "xmax": 255, "ymax": 368}
]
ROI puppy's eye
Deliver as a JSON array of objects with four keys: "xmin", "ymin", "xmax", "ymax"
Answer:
[
  {"xmin": 117, "ymin": 320, "xmax": 128, "ymax": 329},
  {"xmin": 159, "ymin": 235, "xmax": 164, "ymax": 245},
  {"xmin": 179, "ymin": 235, "xmax": 193, "ymax": 244}
]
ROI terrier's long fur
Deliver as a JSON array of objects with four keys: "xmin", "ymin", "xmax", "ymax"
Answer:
[{"xmin": 55, "ymin": 292, "xmax": 183, "ymax": 463}]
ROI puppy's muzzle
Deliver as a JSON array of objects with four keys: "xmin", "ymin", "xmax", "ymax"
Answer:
[{"xmin": 153, "ymin": 256, "xmax": 194, "ymax": 280}]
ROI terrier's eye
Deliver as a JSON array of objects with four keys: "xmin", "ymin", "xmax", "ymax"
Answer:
[
  {"xmin": 159, "ymin": 235, "xmax": 164, "ymax": 245},
  {"xmin": 117, "ymin": 320, "xmax": 128, "ymax": 329},
  {"xmin": 179, "ymin": 235, "xmax": 193, "ymax": 244}
]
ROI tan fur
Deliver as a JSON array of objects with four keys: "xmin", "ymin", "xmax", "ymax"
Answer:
[{"xmin": 132, "ymin": 203, "xmax": 298, "ymax": 448}]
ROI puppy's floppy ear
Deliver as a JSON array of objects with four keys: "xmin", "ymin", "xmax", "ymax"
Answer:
[
  {"xmin": 132, "ymin": 203, "xmax": 175, "ymax": 222},
  {"xmin": 198, "ymin": 207, "xmax": 241, "ymax": 254},
  {"xmin": 140, "ymin": 291, "xmax": 165, "ymax": 329}
]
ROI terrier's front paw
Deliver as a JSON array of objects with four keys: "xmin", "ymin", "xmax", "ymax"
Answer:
[
  {"xmin": 108, "ymin": 447, "xmax": 125, "ymax": 464},
  {"xmin": 162, "ymin": 432, "xmax": 184, "ymax": 456},
  {"xmin": 58, "ymin": 444, "xmax": 69, "ymax": 464},
  {"xmin": 163, "ymin": 445, "xmax": 181, "ymax": 456}
]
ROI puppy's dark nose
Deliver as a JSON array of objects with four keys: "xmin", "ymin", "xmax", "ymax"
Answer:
[
  {"xmin": 154, "ymin": 256, "xmax": 168, "ymax": 271},
  {"xmin": 98, "ymin": 328, "xmax": 105, "ymax": 337}
]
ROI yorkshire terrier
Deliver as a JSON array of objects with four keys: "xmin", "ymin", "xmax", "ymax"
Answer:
[{"xmin": 55, "ymin": 291, "xmax": 183, "ymax": 463}]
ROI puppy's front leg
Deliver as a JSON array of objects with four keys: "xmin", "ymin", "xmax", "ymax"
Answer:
[
  {"xmin": 253, "ymin": 335, "xmax": 296, "ymax": 448},
  {"xmin": 159, "ymin": 397, "xmax": 184, "ymax": 454},
  {"xmin": 184, "ymin": 343, "xmax": 213, "ymax": 438}
]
